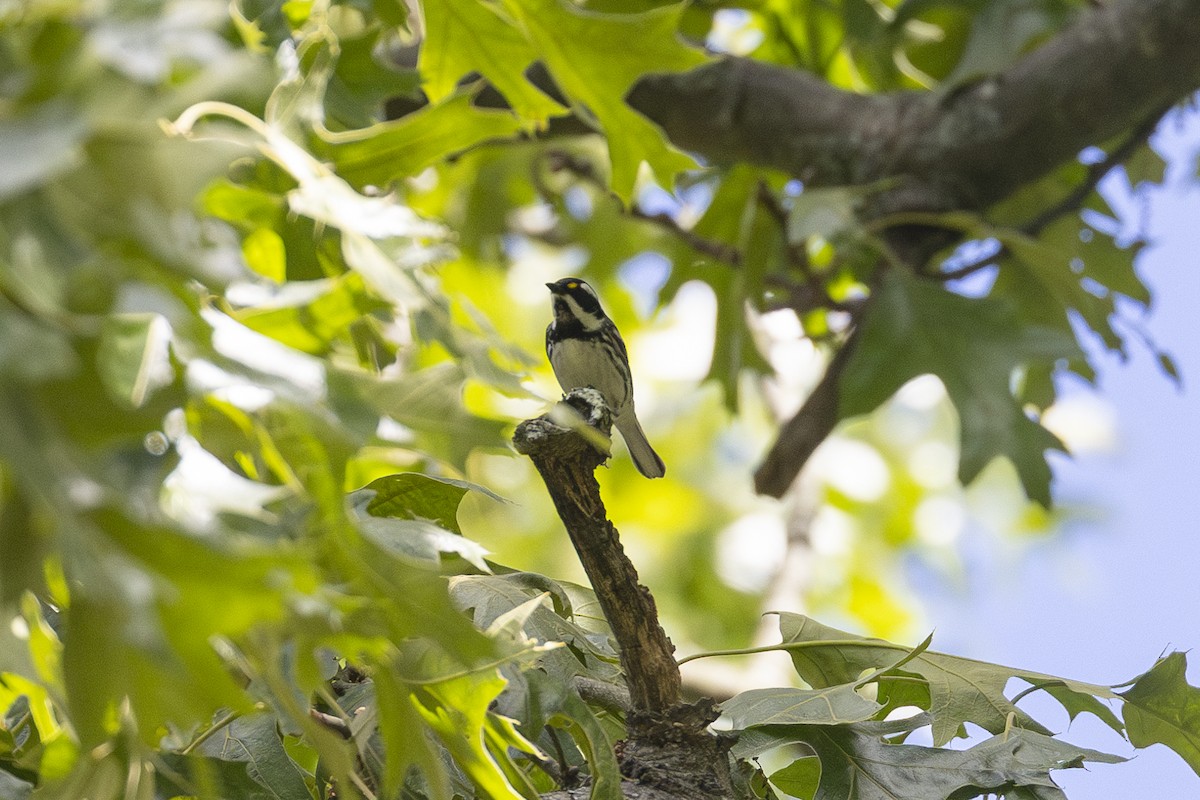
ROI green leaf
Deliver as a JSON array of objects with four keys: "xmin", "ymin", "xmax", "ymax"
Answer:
[
  {"xmin": 0, "ymin": 101, "xmax": 89, "ymax": 201},
  {"xmin": 764, "ymin": 723, "xmax": 1121, "ymax": 800},
  {"xmin": 777, "ymin": 613, "xmax": 1118, "ymax": 747},
  {"xmin": 547, "ymin": 688, "xmax": 624, "ymax": 800},
  {"xmin": 941, "ymin": 0, "xmax": 1075, "ymax": 87},
  {"xmin": 768, "ymin": 757, "xmax": 820, "ymax": 800},
  {"xmin": 96, "ymin": 311, "xmax": 175, "ymax": 410},
  {"xmin": 1119, "ymin": 652, "xmax": 1200, "ymax": 776},
  {"xmin": 357, "ymin": 516, "xmax": 491, "ymax": 570},
  {"xmin": 671, "ymin": 166, "xmax": 778, "ymax": 409},
  {"xmin": 62, "ymin": 508, "xmax": 319, "ymax": 745},
  {"xmin": 417, "ymin": 0, "xmax": 567, "ymax": 125},
  {"xmin": 96, "ymin": 313, "xmax": 174, "ymax": 409},
  {"xmin": 0, "ymin": 302, "xmax": 78, "ymax": 384},
  {"xmin": 723, "ymin": 635, "xmax": 932, "ymax": 730},
  {"xmin": 721, "ymin": 683, "xmax": 881, "ymax": 729},
  {"xmin": 241, "ymin": 228, "xmax": 287, "ymax": 283},
  {"xmin": 842, "ymin": 270, "xmax": 1077, "ymax": 505},
  {"xmin": 372, "ymin": 665, "xmax": 452, "ymax": 800},
  {"xmin": 201, "ymin": 180, "xmax": 286, "ymax": 231},
  {"xmin": 787, "ymin": 186, "xmax": 865, "ymax": 244},
  {"xmin": 189, "ymin": 712, "xmax": 314, "ymax": 800},
  {"xmin": 319, "ymin": 92, "xmax": 528, "ymax": 189},
  {"xmin": 233, "ymin": 273, "xmax": 391, "ymax": 356},
  {"xmin": 995, "ymin": 219, "xmax": 1149, "ymax": 369},
  {"xmin": 499, "ymin": 0, "xmax": 709, "ymax": 200},
  {"xmin": 1121, "ymin": 142, "xmax": 1167, "ymax": 186},
  {"xmin": 358, "ymin": 472, "xmax": 504, "ymax": 533},
  {"xmin": 412, "ymin": 669, "xmax": 540, "ymax": 800},
  {"xmin": 449, "ymin": 573, "xmax": 621, "ymax": 685},
  {"xmin": 331, "ymin": 363, "xmax": 509, "ymax": 470}
]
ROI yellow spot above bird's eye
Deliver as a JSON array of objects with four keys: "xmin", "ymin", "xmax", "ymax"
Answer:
[{"xmin": 567, "ymin": 282, "xmax": 578, "ymax": 289}]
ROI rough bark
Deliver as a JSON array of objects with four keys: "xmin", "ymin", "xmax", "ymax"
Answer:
[
  {"xmin": 513, "ymin": 389, "xmax": 734, "ymax": 798},
  {"xmin": 513, "ymin": 389, "xmax": 681, "ymax": 712},
  {"xmin": 629, "ymin": 0, "xmax": 1200, "ymax": 213}
]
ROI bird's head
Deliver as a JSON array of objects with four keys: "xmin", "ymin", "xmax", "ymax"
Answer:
[{"xmin": 546, "ymin": 277, "xmax": 607, "ymax": 330}]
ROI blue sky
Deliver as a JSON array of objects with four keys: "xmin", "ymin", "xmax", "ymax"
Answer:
[{"xmin": 927, "ymin": 105, "xmax": 1200, "ymax": 798}]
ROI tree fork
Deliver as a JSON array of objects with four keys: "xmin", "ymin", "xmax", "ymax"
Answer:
[{"xmin": 513, "ymin": 389, "xmax": 734, "ymax": 798}]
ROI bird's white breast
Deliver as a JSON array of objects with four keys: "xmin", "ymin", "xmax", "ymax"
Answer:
[{"xmin": 549, "ymin": 336, "xmax": 629, "ymax": 413}]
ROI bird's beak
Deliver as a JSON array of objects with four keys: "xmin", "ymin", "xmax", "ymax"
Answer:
[{"xmin": 545, "ymin": 282, "xmax": 557, "ymax": 291}]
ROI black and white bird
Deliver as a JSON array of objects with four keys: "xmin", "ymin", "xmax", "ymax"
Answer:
[{"xmin": 544, "ymin": 277, "xmax": 666, "ymax": 479}]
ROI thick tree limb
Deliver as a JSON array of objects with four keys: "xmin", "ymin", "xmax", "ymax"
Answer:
[{"xmin": 630, "ymin": 0, "xmax": 1200, "ymax": 214}]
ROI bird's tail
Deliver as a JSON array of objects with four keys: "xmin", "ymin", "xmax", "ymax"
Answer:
[{"xmin": 615, "ymin": 409, "xmax": 666, "ymax": 479}]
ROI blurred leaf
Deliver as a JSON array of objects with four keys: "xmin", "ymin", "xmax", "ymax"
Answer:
[
  {"xmin": 995, "ymin": 221, "xmax": 1147, "ymax": 372},
  {"xmin": 787, "ymin": 186, "xmax": 864, "ymax": 244},
  {"xmin": 941, "ymin": 0, "xmax": 1076, "ymax": 87},
  {"xmin": 0, "ymin": 479, "xmax": 46, "ymax": 606},
  {"xmin": 241, "ymin": 228, "xmax": 287, "ymax": 283},
  {"xmin": 0, "ymin": 769, "xmax": 33, "ymax": 800},
  {"xmin": 357, "ymin": 516, "xmax": 491, "ymax": 570},
  {"xmin": 499, "ymin": 0, "xmax": 709, "ymax": 200},
  {"xmin": 1121, "ymin": 142, "xmax": 1167, "ymax": 186},
  {"xmin": 63, "ymin": 508, "xmax": 318, "ymax": 744},
  {"xmin": 678, "ymin": 166, "xmax": 778, "ymax": 409},
  {"xmin": 418, "ymin": 0, "xmax": 567, "ymax": 125},
  {"xmin": 372, "ymin": 664, "xmax": 452, "ymax": 800},
  {"xmin": 319, "ymin": 92, "xmax": 527, "ymax": 189},
  {"xmin": 233, "ymin": 274, "xmax": 390, "ymax": 356},
  {"xmin": 96, "ymin": 313, "xmax": 174, "ymax": 409},
  {"xmin": 324, "ymin": 28, "xmax": 421, "ymax": 130},
  {"xmin": 0, "ymin": 303, "xmax": 77, "ymax": 384},
  {"xmin": 0, "ymin": 101, "xmax": 88, "ymax": 201},
  {"xmin": 842, "ymin": 270, "xmax": 1077, "ymax": 506},
  {"xmin": 332, "ymin": 363, "xmax": 509, "ymax": 470},
  {"xmin": 1119, "ymin": 652, "xmax": 1200, "ymax": 776},
  {"xmin": 777, "ymin": 613, "xmax": 1118, "ymax": 747}
]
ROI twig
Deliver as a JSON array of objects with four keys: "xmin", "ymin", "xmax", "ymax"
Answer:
[
  {"xmin": 631, "ymin": 209, "xmax": 741, "ymax": 265},
  {"xmin": 541, "ymin": 150, "xmax": 741, "ymax": 265},
  {"xmin": 1023, "ymin": 104, "xmax": 1169, "ymax": 236},
  {"xmin": 676, "ymin": 636, "xmax": 911, "ymax": 667},
  {"xmin": 754, "ymin": 182, "xmax": 859, "ymax": 313},
  {"xmin": 179, "ymin": 709, "xmax": 243, "ymax": 755},
  {"xmin": 934, "ymin": 104, "xmax": 1170, "ymax": 283},
  {"xmin": 309, "ymin": 708, "xmax": 353, "ymax": 739}
]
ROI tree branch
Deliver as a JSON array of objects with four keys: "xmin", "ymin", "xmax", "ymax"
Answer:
[
  {"xmin": 629, "ymin": 0, "xmax": 1200, "ymax": 215},
  {"xmin": 514, "ymin": 390, "xmax": 735, "ymax": 797},
  {"xmin": 512, "ymin": 389, "xmax": 681, "ymax": 713},
  {"xmin": 753, "ymin": 326, "xmax": 862, "ymax": 498}
]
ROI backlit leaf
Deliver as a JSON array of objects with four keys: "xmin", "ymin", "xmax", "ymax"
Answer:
[
  {"xmin": 842, "ymin": 270, "xmax": 1078, "ymax": 505},
  {"xmin": 499, "ymin": 0, "xmax": 709, "ymax": 200},
  {"xmin": 760, "ymin": 723, "xmax": 1121, "ymax": 800},
  {"xmin": 1119, "ymin": 652, "xmax": 1200, "ymax": 776},
  {"xmin": 95, "ymin": 313, "xmax": 174, "ymax": 409},
  {"xmin": 418, "ymin": 0, "xmax": 567, "ymax": 125},
  {"xmin": 777, "ymin": 613, "xmax": 1118, "ymax": 747}
]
